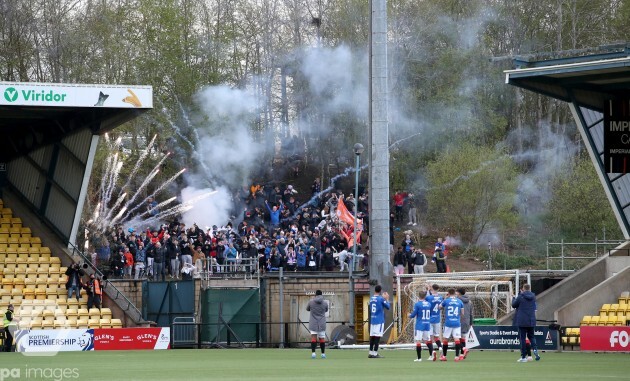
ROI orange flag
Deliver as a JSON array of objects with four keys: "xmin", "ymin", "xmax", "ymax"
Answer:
[
  {"xmin": 337, "ymin": 198, "xmax": 363, "ymax": 248},
  {"xmin": 341, "ymin": 223, "xmax": 363, "ymax": 248},
  {"xmin": 336, "ymin": 198, "xmax": 355, "ymax": 226}
]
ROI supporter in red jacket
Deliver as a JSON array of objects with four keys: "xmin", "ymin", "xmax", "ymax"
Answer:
[
  {"xmin": 123, "ymin": 248, "xmax": 134, "ymax": 279},
  {"xmin": 393, "ymin": 191, "xmax": 408, "ymax": 222}
]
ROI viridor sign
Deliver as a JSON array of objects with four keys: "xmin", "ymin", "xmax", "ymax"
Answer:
[
  {"xmin": 0, "ymin": 82, "xmax": 153, "ymax": 109},
  {"xmin": 4, "ymin": 87, "xmax": 67, "ymax": 103},
  {"xmin": 3, "ymin": 87, "xmax": 18, "ymax": 102}
]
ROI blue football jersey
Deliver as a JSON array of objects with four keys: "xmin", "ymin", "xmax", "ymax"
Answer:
[
  {"xmin": 441, "ymin": 297, "xmax": 464, "ymax": 328},
  {"xmin": 369, "ymin": 295, "xmax": 390, "ymax": 325},
  {"xmin": 409, "ymin": 300, "xmax": 432, "ymax": 331},
  {"xmin": 425, "ymin": 294, "xmax": 443, "ymax": 324}
]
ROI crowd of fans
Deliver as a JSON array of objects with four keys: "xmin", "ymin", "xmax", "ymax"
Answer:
[
  {"xmin": 86, "ymin": 173, "xmax": 451, "ymax": 280},
  {"xmin": 88, "ymin": 178, "xmax": 371, "ymax": 280}
]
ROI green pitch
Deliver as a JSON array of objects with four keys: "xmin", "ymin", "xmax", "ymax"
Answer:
[{"xmin": 3, "ymin": 349, "xmax": 628, "ymax": 381}]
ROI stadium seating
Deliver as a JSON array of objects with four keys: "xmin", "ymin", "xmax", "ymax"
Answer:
[
  {"xmin": 612, "ymin": 303, "xmax": 622, "ymax": 315},
  {"xmin": 599, "ymin": 304, "xmax": 611, "ymax": 317},
  {"xmin": 77, "ymin": 318, "xmax": 89, "ymax": 329},
  {"xmin": 88, "ymin": 318, "xmax": 100, "ymax": 329},
  {"xmin": 569, "ymin": 291, "xmax": 630, "ymax": 349},
  {"xmin": 562, "ymin": 327, "xmax": 581, "ymax": 348},
  {"xmin": 0, "ymin": 198, "xmax": 124, "ymax": 330},
  {"xmin": 580, "ymin": 292, "xmax": 630, "ymax": 327},
  {"xmin": 101, "ymin": 308, "xmax": 112, "ymax": 319}
]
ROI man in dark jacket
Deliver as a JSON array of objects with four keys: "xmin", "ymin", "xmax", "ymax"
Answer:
[
  {"xmin": 457, "ymin": 288, "xmax": 474, "ymax": 360},
  {"xmin": 167, "ymin": 239, "xmax": 181, "ymax": 279},
  {"xmin": 393, "ymin": 247, "xmax": 406, "ymax": 275},
  {"xmin": 110, "ymin": 250, "xmax": 125, "ymax": 278},
  {"xmin": 512, "ymin": 284, "xmax": 541, "ymax": 362},
  {"xmin": 306, "ymin": 290, "xmax": 329, "ymax": 359},
  {"xmin": 402, "ymin": 239, "xmax": 415, "ymax": 274},
  {"xmin": 145, "ymin": 242, "xmax": 156, "ymax": 280},
  {"xmin": 65, "ymin": 263, "xmax": 83, "ymax": 301},
  {"xmin": 322, "ymin": 247, "xmax": 335, "ymax": 271},
  {"xmin": 153, "ymin": 241, "xmax": 167, "ymax": 282},
  {"xmin": 433, "ymin": 238, "xmax": 447, "ymax": 273}
]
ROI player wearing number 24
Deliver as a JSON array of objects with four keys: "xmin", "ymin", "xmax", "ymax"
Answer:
[{"xmin": 439, "ymin": 288, "xmax": 465, "ymax": 361}]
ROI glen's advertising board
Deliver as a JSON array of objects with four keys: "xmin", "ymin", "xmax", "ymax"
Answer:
[
  {"xmin": 93, "ymin": 327, "xmax": 170, "ymax": 350},
  {"xmin": 14, "ymin": 328, "xmax": 170, "ymax": 352}
]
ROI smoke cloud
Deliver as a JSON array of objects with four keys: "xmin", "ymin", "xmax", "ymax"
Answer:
[
  {"xmin": 173, "ymin": 46, "xmax": 374, "ymax": 228},
  {"xmin": 300, "ymin": 45, "xmax": 368, "ymax": 116},
  {"xmin": 179, "ymin": 85, "xmax": 263, "ymax": 228},
  {"xmin": 180, "ymin": 186, "xmax": 232, "ymax": 229},
  {"xmin": 508, "ymin": 122, "xmax": 579, "ymax": 217}
]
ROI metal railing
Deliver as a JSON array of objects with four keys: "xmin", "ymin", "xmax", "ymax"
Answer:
[
  {"xmin": 67, "ymin": 241, "xmax": 144, "ymax": 324},
  {"xmin": 172, "ymin": 316, "xmax": 197, "ymax": 347},
  {"xmin": 546, "ymin": 239, "xmax": 629, "ymax": 270},
  {"xmin": 200, "ymin": 257, "xmax": 259, "ymax": 278}
]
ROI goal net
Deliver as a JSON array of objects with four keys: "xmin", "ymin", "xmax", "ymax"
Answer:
[{"xmin": 393, "ymin": 270, "xmax": 529, "ymax": 344}]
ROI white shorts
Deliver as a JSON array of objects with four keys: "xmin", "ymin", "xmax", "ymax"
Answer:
[
  {"xmin": 430, "ymin": 323, "xmax": 441, "ymax": 337},
  {"xmin": 370, "ymin": 323, "xmax": 385, "ymax": 337},
  {"xmin": 414, "ymin": 330, "xmax": 430, "ymax": 342},
  {"xmin": 443, "ymin": 326, "xmax": 461, "ymax": 339},
  {"xmin": 310, "ymin": 330, "xmax": 326, "ymax": 339}
]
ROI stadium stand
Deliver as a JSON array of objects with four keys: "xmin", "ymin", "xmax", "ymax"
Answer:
[
  {"xmin": 0, "ymin": 198, "xmax": 121, "ymax": 330},
  {"xmin": 562, "ymin": 291, "xmax": 630, "ymax": 349},
  {"xmin": 588, "ymin": 296, "xmax": 630, "ymax": 326}
]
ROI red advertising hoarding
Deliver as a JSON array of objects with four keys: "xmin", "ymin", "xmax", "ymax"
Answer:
[
  {"xmin": 580, "ymin": 326, "xmax": 630, "ymax": 352},
  {"xmin": 93, "ymin": 327, "xmax": 170, "ymax": 350}
]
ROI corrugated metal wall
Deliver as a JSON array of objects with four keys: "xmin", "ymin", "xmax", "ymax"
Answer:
[
  {"xmin": 8, "ymin": 149, "xmax": 47, "ymax": 207},
  {"xmin": 7, "ymin": 128, "xmax": 92, "ymax": 241}
]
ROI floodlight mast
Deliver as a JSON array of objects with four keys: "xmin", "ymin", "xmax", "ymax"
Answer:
[{"xmin": 368, "ymin": 0, "xmax": 392, "ymax": 334}]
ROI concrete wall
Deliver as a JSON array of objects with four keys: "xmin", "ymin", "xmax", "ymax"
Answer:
[
  {"xmin": 263, "ymin": 276, "xmax": 370, "ymax": 343},
  {"xmin": 104, "ymin": 279, "xmax": 145, "ymax": 327},
  {"xmin": 606, "ymin": 256, "xmax": 630, "ymax": 278},
  {"xmin": 555, "ymin": 265, "xmax": 630, "ymax": 326},
  {"xmin": 106, "ymin": 280, "xmax": 143, "ymax": 310},
  {"xmin": 534, "ymin": 256, "xmax": 608, "ymax": 322}
]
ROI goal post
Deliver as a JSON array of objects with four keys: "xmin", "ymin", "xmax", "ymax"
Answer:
[{"xmin": 393, "ymin": 270, "xmax": 530, "ymax": 344}]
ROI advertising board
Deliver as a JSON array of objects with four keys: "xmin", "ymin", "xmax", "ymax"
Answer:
[
  {"xmin": 580, "ymin": 326, "xmax": 630, "ymax": 352},
  {"xmin": 465, "ymin": 325, "xmax": 558, "ymax": 350},
  {"xmin": 93, "ymin": 327, "xmax": 170, "ymax": 350}
]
